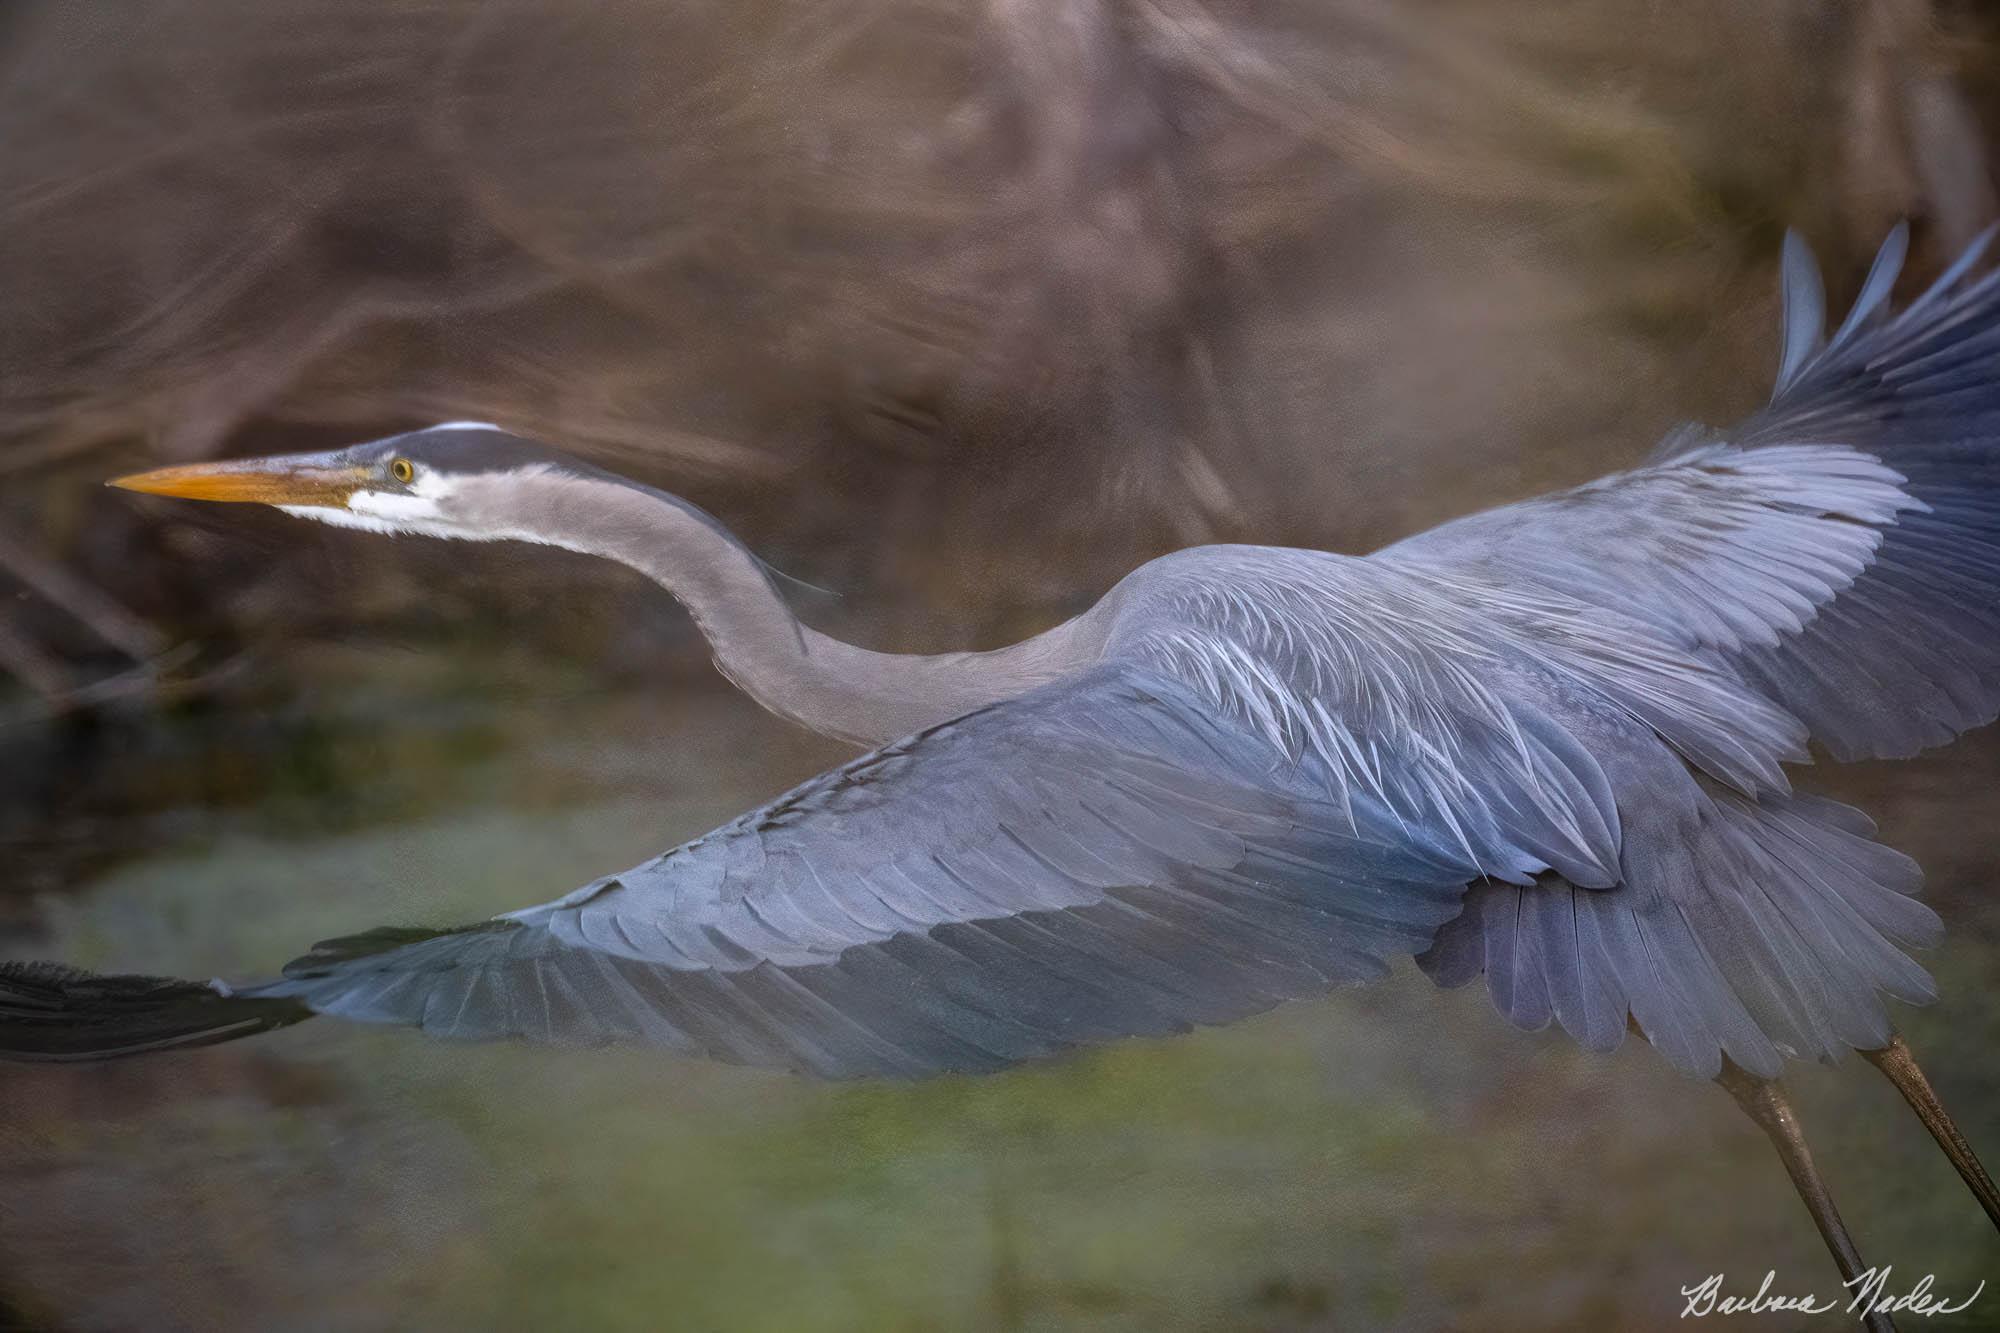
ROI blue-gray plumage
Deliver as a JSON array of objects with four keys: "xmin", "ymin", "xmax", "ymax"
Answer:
[{"xmin": 9, "ymin": 228, "xmax": 2000, "ymax": 1310}]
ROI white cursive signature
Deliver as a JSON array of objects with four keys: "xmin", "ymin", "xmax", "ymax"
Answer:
[{"xmin": 1680, "ymin": 1268, "xmax": 1986, "ymax": 1320}]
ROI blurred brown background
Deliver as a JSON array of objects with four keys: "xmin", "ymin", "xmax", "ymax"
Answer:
[{"xmin": 4, "ymin": 2, "xmax": 2000, "ymax": 1330}]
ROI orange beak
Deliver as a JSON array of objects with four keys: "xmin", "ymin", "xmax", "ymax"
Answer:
[{"xmin": 107, "ymin": 453, "xmax": 370, "ymax": 507}]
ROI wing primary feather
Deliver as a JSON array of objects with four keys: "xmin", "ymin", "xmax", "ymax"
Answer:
[{"xmin": 1776, "ymin": 230, "xmax": 1828, "ymax": 394}]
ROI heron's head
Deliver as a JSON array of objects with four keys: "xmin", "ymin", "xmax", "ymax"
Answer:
[{"xmin": 108, "ymin": 424, "xmax": 606, "ymax": 545}]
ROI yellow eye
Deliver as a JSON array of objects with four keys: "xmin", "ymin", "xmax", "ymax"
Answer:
[{"xmin": 389, "ymin": 458, "xmax": 415, "ymax": 484}]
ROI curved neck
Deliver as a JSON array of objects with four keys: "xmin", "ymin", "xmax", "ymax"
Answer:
[{"xmin": 464, "ymin": 471, "xmax": 1100, "ymax": 744}]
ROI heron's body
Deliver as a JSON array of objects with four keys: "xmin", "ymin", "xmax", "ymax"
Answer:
[
  {"xmin": 9, "ymin": 227, "xmax": 2000, "ymax": 1312},
  {"xmin": 230, "ymin": 504, "xmax": 1939, "ymax": 1083}
]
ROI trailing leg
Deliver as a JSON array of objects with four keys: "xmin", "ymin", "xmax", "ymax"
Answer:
[
  {"xmin": 1714, "ymin": 1058, "xmax": 1896, "ymax": 1333},
  {"xmin": 1864, "ymin": 1033, "xmax": 2000, "ymax": 1232}
]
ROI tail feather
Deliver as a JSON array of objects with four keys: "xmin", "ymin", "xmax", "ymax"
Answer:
[
  {"xmin": 0, "ymin": 960, "xmax": 312, "ymax": 1061},
  {"xmin": 1416, "ymin": 780, "xmax": 1935, "ymax": 1078}
]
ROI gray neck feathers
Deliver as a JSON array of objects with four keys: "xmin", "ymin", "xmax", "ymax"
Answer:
[{"xmin": 456, "ymin": 469, "xmax": 1100, "ymax": 743}]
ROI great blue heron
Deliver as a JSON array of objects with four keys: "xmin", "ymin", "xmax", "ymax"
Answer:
[{"xmin": 5, "ymin": 226, "xmax": 1999, "ymax": 1322}]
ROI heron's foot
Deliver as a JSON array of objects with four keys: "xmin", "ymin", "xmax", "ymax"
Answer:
[
  {"xmin": 1714, "ymin": 1059, "xmax": 1897, "ymax": 1333},
  {"xmin": 1864, "ymin": 1032, "xmax": 2000, "ymax": 1233}
]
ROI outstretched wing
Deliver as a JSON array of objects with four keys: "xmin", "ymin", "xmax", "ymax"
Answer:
[
  {"xmin": 224, "ymin": 665, "xmax": 1473, "ymax": 1077},
  {"xmin": 1372, "ymin": 227, "xmax": 1994, "ymax": 1073},
  {"xmin": 1380, "ymin": 224, "xmax": 2000, "ymax": 761},
  {"xmin": 1713, "ymin": 228, "xmax": 2000, "ymax": 758}
]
